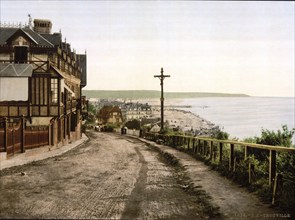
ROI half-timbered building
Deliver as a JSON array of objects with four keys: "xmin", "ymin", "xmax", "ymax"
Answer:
[{"xmin": 0, "ymin": 18, "xmax": 87, "ymax": 156}]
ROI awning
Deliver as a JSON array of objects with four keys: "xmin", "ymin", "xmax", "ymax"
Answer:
[
  {"xmin": 0, "ymin": 63, "xmax": 33, "ymax": 77},
  {"xmin": 51, "ymin": 65, "xmax": 80, "ymax": 85}
]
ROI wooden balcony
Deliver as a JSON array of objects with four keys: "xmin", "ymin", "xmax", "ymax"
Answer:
[{"xmin": 0, "ymin": 60, "xmax": 50, "ymax": 73}]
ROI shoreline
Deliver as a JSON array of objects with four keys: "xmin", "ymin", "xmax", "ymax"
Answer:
[{"xmin": 151, "ymin": 106, "xmax": 218, "ymax": 136}]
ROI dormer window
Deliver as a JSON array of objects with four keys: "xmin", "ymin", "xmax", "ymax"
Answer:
[{"xmin": 14, "ymin": 46, "xmax": 28, "ymax": 63}]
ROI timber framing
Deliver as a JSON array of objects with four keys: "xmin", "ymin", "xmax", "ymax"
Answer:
[{"xmin": 0, "ymin": 18, "xmax": 87, "ymax": 155}]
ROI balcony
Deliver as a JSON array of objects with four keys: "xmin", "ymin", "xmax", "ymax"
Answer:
[{"xmin": 0, "ymin": 60, "xmax": 50, "ymax": 73}]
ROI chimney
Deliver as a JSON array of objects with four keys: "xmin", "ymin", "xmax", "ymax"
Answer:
[{"xmin": 33, "ymin": 19, "xmax": 52, "ymax": 34}]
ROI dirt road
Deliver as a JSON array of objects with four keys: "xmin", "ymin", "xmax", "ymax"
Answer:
[{"xmin": 0, "ymin": 131, "xmax": 218, "ymax": 219}]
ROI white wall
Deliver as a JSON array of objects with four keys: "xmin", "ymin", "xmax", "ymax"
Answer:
[{"xmin": 0, "ymin": 77, "xmax": 28, "ymax": 101}]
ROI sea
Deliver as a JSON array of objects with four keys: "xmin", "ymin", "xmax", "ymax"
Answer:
[{"xmin": 173, "ymin": 97, "xmax": 295, "ymax": 143}]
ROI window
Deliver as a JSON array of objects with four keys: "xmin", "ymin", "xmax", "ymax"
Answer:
[
  {"xmin": 14, "ymin": 46, "xmax": 28, "ymax": 63},
  {"xmin": 31, "ymin": 77, "xmax": 48, "ymax": 105},
  {"xmin": 51, "ymin": 78, "xmax": 58, "ymax": 104}
]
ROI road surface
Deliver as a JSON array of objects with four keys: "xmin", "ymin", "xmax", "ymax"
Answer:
[{"xmin": 0, "ymin": 131, "xmax": 218, "ymax": 219}]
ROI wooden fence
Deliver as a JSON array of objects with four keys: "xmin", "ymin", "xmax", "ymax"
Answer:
[
  {"xmin": 24, "ymin": 126, "xmax": 49, "ymax": 150},
  {"xmin": 0, "ymin": 117, "xmax": 49, "ymax": 157},
  {"xmin": 143, "ymin": 132, "xmax": 295, "ymax": 205},
  {"xmin": 0, "ymin": 118, "xmax": 24, "ymax": 157}
]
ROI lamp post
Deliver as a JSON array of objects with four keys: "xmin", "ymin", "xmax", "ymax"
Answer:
[{"xmin": 154, "ymin": 67, "xmax": 170, "ymax": 133}]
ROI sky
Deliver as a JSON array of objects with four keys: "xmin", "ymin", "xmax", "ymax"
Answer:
[{"xmin": 0, "ymin": 1, "xmax": 294, "ymax": 97}]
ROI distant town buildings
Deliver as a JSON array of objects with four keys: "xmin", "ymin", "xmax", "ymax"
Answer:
[
  {"xmin": 97, "ymin": 106, "xmax": 123, "ymax": 125},
  {"xmin": 123, "ymin": 102, "xmax": 152, "ymax": 121},
  {"xmin": 0, "ymin": 17, "xmax": 87, "ymax": 157},
  {"xmin": 89, "ymin": 98, "xmax": 153, "ymax": 125}
]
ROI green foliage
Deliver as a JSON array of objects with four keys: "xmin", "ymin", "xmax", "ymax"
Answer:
[
  {"xmin": 88, "ymin": 102, "xmax": 97, "ymax": 115},
  {"xmin": 244, "ymin": 125, "xmax": 295, "ymax": 148},
  {"xmin": 125, "ymin": 119, "xmax": 140, "ymax": 130},
  {"xmin": 256, "ymin": 125, "xmax": 295, "ymax": 147},
  {"xmin": 211, "ymin": 128, "xmax": 229, "ymax": 140},
  {"xmin": 244, "ymin": 125, "xmax": 295, "ymax": 161},
  {"xmin": 84, "ymin": 102, "xmax": 97, "ymax": 125},
  {"xmin": 243, "ymin": 125, "xmax": 295, "ymax": 211}
]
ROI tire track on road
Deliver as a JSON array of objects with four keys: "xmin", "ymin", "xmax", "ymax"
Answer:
[{"xmin": 121, "ymin": 146, "xmax": 147, "ymax": 219}]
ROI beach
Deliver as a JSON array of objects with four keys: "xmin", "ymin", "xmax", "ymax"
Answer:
[
  {"xmin": 138, "ymin": 98, "xmax": 217, "ymax": 134},
  {"xmin": 151, "ymin": 107, "xmax": 216, "ymax": 134}
]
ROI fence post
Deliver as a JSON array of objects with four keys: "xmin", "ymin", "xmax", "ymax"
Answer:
[
  {"xmin": 187, "ymin": 138, "xmax": 190, "ymax": 150},
  {"xmin": 209, "ymin": 141, "xmax": 213, "ymax": 161},
  {"xmin": 207, "ymin": 141, "xmax": 210, "ymax": 157},
  {"xmin": 269, "ymin": 150, "xmax": 277, "ymax": 187},
  {"xmin": 192, "ymin": 138, "xmax": 195, "ymax": 153},
  {"xmin": 229, "ymin": 144, "xmax": 235, "ymax": 171},
  {"xmin": 202, "ymin": 140, "xmax": 205, "ymax": 156},
  {"xmin": 202, "ymin": 140, "xmax": 205, "ymax": 155},
  {"xmin": 272, "ymin": 173, "xmax": 283, "ymax": 206},
  {"xmin": 48, "ymin": 124, "xmax": 51, "ymax": 146},
  {"xmin": 172, "ymin": 135, "xmax": 176, "ymax": 147},
  {"xmin": 248, "ymin": 162, "xmax": 255, "ymax": 184},
  {"xmin": 244, "ymin": 145, "xmax": 248, "ymax": 160},
  {"xmin": 21, "ymin": 116, "xmax": 25, "ymax": 153},
  {"xmin": 219, "ymin": 142, "xmax": 223, "ymax": 163},
  {"xmin": 4, "ymin": 117, "xmax": 7, "ymax": 152}
]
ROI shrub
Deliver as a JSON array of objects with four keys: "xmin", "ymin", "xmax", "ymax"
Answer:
[
  {"xmin": 211, "ymin": 127, "xmax": 229, "ymax": 140},
  {"xmin": 256, "ymin": 125, "xmax": 295, "ymax": 147},
  {"xmin": 124, "ymin": 119, "xmax": 141, "ymax": 130}
]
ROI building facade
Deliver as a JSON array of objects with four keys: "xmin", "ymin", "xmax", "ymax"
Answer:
[
  {"xmin": 97, "ymin": 106, "xmax": 123, "ymax": 126},
  {"xmin": 0, "ymin": 18, "xmax": 87, "ymax": 155},
  {"xmin": 123, "ymin": 102, "xmax": 152, "ymax": 121}
]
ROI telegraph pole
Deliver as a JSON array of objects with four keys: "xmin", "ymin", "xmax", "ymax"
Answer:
[{"xmin": 154, "ymin": 67, "xmax": 170, "ymax": 133}]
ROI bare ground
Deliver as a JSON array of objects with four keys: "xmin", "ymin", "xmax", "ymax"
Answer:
[{"xmin": 0, "ymin": 131, "xmax": 219, "ymax": 219}]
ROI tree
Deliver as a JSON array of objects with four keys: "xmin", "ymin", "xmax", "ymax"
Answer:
[
  {"xmin": 88, "ymin": 102, "xmax": 96, "ymax": 115},
  {"xmin": 84, "ymin": 102, "xmax": 97, "ymax": 124},
  {"xmin": 125, "ymin": 119, "xmax": 140, "ymax": 130}
]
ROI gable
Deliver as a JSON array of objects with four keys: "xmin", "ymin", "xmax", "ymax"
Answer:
[{"xmin": 6, "ymin": 29, "xmax": 38, "ymax": 46}]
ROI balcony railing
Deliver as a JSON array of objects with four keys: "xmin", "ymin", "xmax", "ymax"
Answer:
[{"xmin": 0, "ymin": 60, "xmax": 49, "ymax": 73}]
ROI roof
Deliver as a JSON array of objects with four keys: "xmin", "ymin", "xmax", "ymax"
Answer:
[
  {"xmin": 23, "ymin": 28, "xmax": 53, "ymax": 47},
  {"xmin": 0, "ymin": 27, "xmax": 18, "ymax": 45},
  {"xmin": 41, "ymin": 33, "xmax": 62, "ymax": 46},
  {"xmin": 0, "ymin": 63, "xmax": 33, "ymax": 77},
  {"xmin": 0, "ymin": 27, "xmax": 54, "ymax": 47},
  {"xmin": 77, "ymin": 54, "xmax": 87, "ymax": 87}
]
